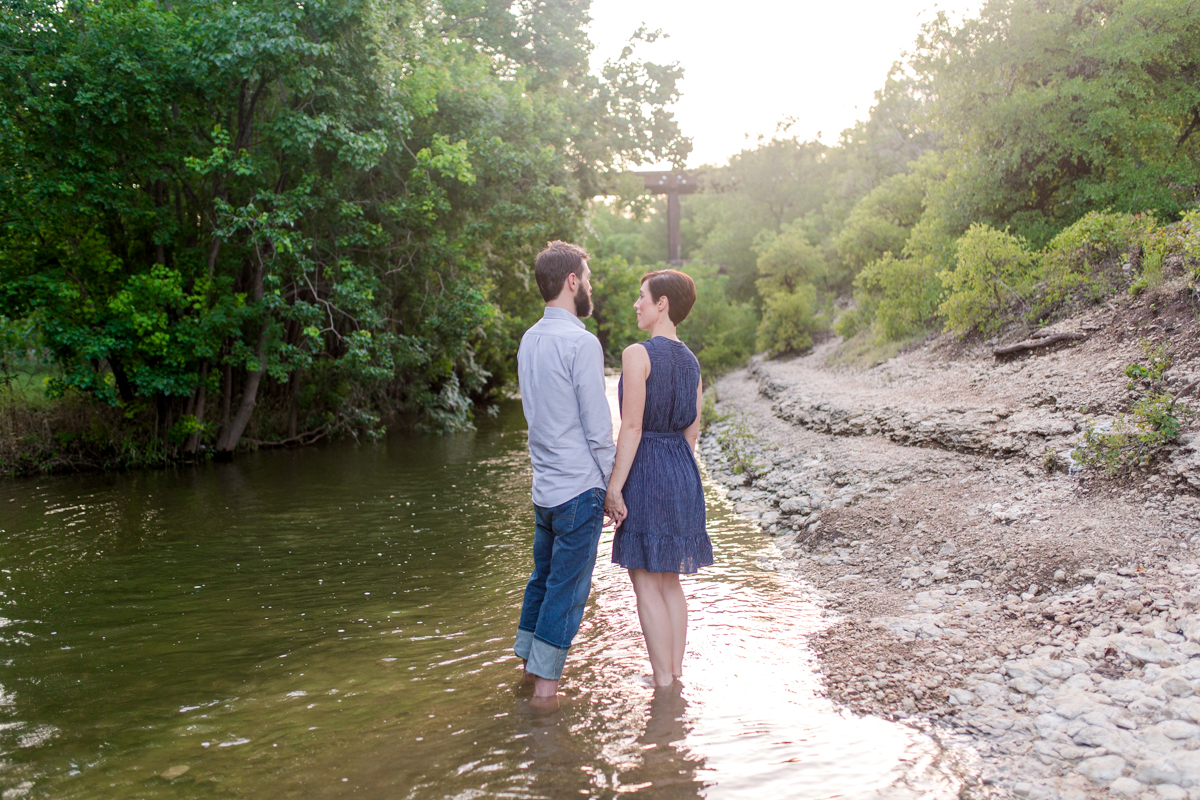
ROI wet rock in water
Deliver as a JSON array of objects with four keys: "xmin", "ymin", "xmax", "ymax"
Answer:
[{"xmin": 161, "ymin": 766, "xmax": 190, "ymax": 781}]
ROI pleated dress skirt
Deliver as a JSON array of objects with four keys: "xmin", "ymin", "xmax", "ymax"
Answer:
[{"xmin": 612, "ymin": 432, "xmax": 712, "ymax": 573}]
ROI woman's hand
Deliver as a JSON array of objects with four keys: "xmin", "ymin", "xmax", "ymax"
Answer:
[{"xmin": 604, "ymin": 487, "xmax": 627, "ymax": 528}]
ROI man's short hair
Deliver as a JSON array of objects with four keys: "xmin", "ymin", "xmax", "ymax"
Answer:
[
  {"xmin": 641, "ymin": 269, "xmax": 696, "ymax": 325},
  {"xmin": 534, "ymin": 241, "xmax": 590, "ymax": 301}
]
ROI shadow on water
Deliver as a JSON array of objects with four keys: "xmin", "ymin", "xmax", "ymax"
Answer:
[{"xmin": 0, "ymin": 399, "xmax": 963, "ymax": 799}]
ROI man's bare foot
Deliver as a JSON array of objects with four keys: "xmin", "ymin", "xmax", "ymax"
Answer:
[
  {"xmin": 532, "ymin": 676, "xmax": 559, "ymax": 699},
  {"xmin": 519, "ymin": 661, "xmax": 536, "ymax": 685},
  {"xmin": 528, "ymin": 693, "xmax": 561, "ymax": 711}
]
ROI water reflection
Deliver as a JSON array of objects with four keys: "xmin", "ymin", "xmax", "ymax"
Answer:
[{"xmin": 0, "ymin": 401, "xmax": 962, "ymax": 799}]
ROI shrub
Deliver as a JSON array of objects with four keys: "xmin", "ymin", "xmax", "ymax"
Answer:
[
  {"xmin": 755, "ymin": 224, "xmax": 827, "ymax": 297},
  {"xmin": 1129, "ymin": 244, "xmax": 1165, "ymax": 296},
  {"xmin": 1040, "ymin": 211, "xmax": 1157, "ymax": 302},
  {"xmin": 939, "ymin": 224, "xmax": 1037, "ymax": 335},
  {"xmin": 1075, "ymin": 342, "xmax": 1190, "ymax": 475},
  {"xmin": 833, "ymin": 161, "xmax": 934, "ymax": 277},
  {"xmin": 756, "ymin": 284, "xmax": 820, "ymax": 357},
  {"xmin": 1075, "ymin": 393, "xmax": 1183, "ymax": 475},
  {"xmin": 714, "ymin": 412, "xmax": 766, "ymax": 477},
  {"xmin": 678, "ymin": 264, "xmax": 758, "ymax": 377},
  {"xmin": 852, "ymin": 254, "xmax": 942, "ymax": 341}
]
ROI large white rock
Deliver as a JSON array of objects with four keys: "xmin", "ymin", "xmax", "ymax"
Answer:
[
  {"xmin": 1135, "ymin": 751, "xmax": 1200, "ymax": 787},
  {"xmin": 1077, "ymin": 755, "xmax": 1126, "ymax": 783},
  {"xmin": 1156, "ymin": 720, "xmax": 1200, "ymax": 740},
  {"xmin": 1108, "ymin": 777, "xmax": 1146, "ymax": 797},
  {"xmin": 1052, "ymin": 692, "xmax": 1110, "ymax": 720}
]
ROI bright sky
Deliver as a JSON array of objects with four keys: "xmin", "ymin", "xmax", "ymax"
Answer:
[{"xmin": 586, "ymin": 0, "xmax": 982, "ymax": 169}]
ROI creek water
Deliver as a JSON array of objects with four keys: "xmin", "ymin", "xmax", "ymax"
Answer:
[{"xmin": 0, "ymin": 395, "xmax": 963, "ymax": 799}]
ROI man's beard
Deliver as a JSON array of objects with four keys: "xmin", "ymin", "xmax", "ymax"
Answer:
[{"xmin": 574, "ymin": 282, "xmax": 592, "ymax": 318}]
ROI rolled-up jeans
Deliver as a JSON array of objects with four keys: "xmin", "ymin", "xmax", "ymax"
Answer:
[{"xmin": 514, "ymin": 487, "xmax": 606, "ymax": 680}]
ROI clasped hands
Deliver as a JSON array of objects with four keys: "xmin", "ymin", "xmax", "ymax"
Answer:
[{"xmin": 604, "ymin": 486, "xmax": 627, "ymax": 528}]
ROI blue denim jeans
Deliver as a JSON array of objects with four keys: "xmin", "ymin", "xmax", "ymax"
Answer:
[{"xmin": 514, "ymin": 487, "xmax": 606, "ymax": 680}]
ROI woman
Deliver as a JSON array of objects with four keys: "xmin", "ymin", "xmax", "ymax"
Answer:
[{"xmin": 605, "ymin": 269, "xmax": 713, "ymax": 688}]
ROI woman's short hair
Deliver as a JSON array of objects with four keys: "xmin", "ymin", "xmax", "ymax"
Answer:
[
  {"xmin": 534, "ymin": 241, "xmax": 590, "ymax": 301},
  {"xmin": 641, "ymin": 269, "xmax": 696, "ymax": 325}
]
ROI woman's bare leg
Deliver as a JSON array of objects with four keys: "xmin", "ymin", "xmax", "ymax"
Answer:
[
  {"xmin": 629, "ymin": 569, "xmax": 675, "ymax": 687},
  {"xmin": 661, "ymin": 572, "xmax": 687, "ymax": 678}
]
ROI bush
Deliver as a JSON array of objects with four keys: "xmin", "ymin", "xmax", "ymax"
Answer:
[
  {"xmin": 1075, "ymin": 342, "xmax": 1189, "ymax": 475},
  {"xmin": 1040, "ymin": 211, "xmax": 1157, "ymax": 302},
  {"xmin": 678, "ymin": 263, "xmax": 758, "ymax": 377},
  {"xmin": 852, "ymin": 254, "xmax": 942, "ymax": 341},
  {"xmin": 587, "ymin": 255, "xmax": 645, "ymax": 362},
  {"xmin": 756, "ymin": 284, "xmax": 820, "ymax": 357},
  {"xmin": 755, "ymin": 224, "xmax": 827, "ymax": 296},
  {"xmin": 1075, "ymin": 393, "xmax": 1183, "ymax": 475},
  {"xmin": 939, "ymin": 224, "xmax": 1037, "ymax": 334},
  {"xmin": 833, "ymin": 161, "xmax": 935, "ymax": 278}
]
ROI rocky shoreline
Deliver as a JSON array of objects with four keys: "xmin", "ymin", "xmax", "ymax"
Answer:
[{"xmin": 700, "ymin": 324, "xmax": 1200, "ymax": 799}]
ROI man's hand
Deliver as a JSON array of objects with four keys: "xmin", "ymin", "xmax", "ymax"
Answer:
[{"xmin": 604, "ymin": 487, "xmax": 627, "ymax": 528}]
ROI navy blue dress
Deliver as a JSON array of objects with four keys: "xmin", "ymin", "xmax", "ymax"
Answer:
[{"xmin": 613, "ymin": 337, "xmax": 712, "ymax": 574}]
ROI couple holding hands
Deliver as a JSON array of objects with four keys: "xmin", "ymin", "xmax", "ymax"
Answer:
[{"xmin": 514, "ymin": 240, "xmax": 712, "ymax": 700}]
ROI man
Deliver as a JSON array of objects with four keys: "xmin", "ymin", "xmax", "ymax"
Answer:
[{"xmin": 514, "ymin": 240, "xmax": 616, "ymax": 701}]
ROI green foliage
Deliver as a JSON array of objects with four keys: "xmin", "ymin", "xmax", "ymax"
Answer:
[
  {"xmin": 678, "ymin": 263, "xmax": 757, "ymax": 377},
  {"xmin": 714, "ymin": 412, "xmax": 766, "ymax": 477},
  {"xmin": 755, "ymin": 224, "xmax": 827, "ymax": 297},
  {"xmin": 756, "ymin": 284, "xmax": 819, "ymax": 357},
  {"xmin": 833, "ymin": 155, "xmax": 938, "ymax": 280},
  {"xmin": 1129, "ymin": 245, "xmax": 1165, "ymax": 296},
  {"xmin": 587, "ymin": 255, "xmax": 645, "ymax": 363},
  {"xmin": 1076, "ymin": 342, "xmax": 1188, "ymax": 475},
  {"xmin": 1178, "ymin": 211, "xmax": 1200, "ymax": 281},
  {"xmin": 1076, "ymin": 394, "xmax": 1183, "ymax": 475},
  {"xmin": 1125, "ymin": 340, "xmax": 1171, "ymax": 389},
  {"xmin": 913, "ymin": 0, "xmax": 1200, "ymax": 246},
  {"xmin": 0, "ymin": 0, "xmax": 688, "ymax": 463},
  {"xmin": 1040, "ymin": 212, "xmax": 1157, "ymax": 303},
  {"xmin": 939, "ymin": 224, "xmax": 1037, "ymax": 335},
  {"xmin": 699, "ymin": 388, "xmax": 726, "ymax": 433},
  {"xmin": 849, "ymin": 254, "xmax": 942, "ymax": 342}
]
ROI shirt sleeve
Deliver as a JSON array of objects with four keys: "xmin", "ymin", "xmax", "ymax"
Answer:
[{"xmin": 572, "ymin": 335, "xmax": 616, "ymax": 485}]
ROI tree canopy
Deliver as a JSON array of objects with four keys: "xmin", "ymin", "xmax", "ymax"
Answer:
[{"xmin": 0, "ymin": 0, "xmax": 687, "ymax": 459}]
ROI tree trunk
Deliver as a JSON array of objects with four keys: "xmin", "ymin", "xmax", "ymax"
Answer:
[
  {"xmin": 214, "ymin": 324, "xmax": 269, "ymax": 459},
  {"xmin": 221, "ymin": 361, "xmax": 232, "ymax": 430},
  {"xmin": 287, "ymin": 370, "xmax": 300, "ymax": 440},
  {"xmin": 107, "ymin": 357, "xmax": 135, "ymax": 404},
  {"xmin": 184, "ymin": 363, "xmax": 208, "ymax": 456}
]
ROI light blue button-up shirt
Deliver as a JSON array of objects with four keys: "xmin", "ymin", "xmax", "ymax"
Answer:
[{"xmin": 518, "ymin": 307, "xmax": 616, "ymax": 508}]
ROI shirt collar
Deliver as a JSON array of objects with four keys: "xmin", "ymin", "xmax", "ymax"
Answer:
[{"xmin": 543, "ymin": 306, "xmax": 586, "ymax": 329}]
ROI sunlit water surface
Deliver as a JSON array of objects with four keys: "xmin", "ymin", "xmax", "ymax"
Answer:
[{"xmin": 0, "ymin": 395, "xmax": 961, "ymax": 799}]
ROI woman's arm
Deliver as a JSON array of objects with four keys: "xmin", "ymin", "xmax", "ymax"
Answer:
[
  {"xmin": 604, "ymin": 344, "xmax": 651, "ymax": 526},
  {"xmin": 684, "ymin": 376, "xmax": 702, "ymax": 451}
]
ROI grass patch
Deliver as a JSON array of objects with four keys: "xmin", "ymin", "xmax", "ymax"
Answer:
[{"xmin": 826, "ymin": 328, "xmax": 929, "ymax": 369}]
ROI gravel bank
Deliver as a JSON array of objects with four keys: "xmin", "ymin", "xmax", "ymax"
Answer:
[{"xmin": 701, "ymin": 305, "xmax": 1200, "ymax": 799}]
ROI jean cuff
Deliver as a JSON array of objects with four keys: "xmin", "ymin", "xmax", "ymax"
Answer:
[
  {"xmin": 524, "ymin": 636, "xmax": 569, "ymax": 681},
  {"xmin": 514, "ymin": 627, "xmax": 535, "ymax": 661}
]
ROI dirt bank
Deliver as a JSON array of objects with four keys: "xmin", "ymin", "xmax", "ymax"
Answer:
[{"xmin": 701, "ymin": 286, "xmax": 1200, "ymax": 799}]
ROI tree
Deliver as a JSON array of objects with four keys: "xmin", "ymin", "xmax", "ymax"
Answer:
[
  {"xmin": 913, "ymin": 0, "xmax": 1200, "ymax": 246},
  {"xmin": 0, "ymin": 0, "xmax": 689, "ymax": 462}
]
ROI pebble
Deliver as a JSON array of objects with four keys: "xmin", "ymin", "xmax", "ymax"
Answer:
[{"xmin": 160, "ymin": 766, "xmax": 190, "ymax": 781}]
